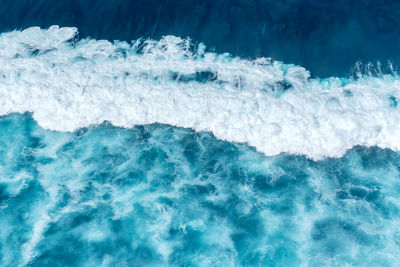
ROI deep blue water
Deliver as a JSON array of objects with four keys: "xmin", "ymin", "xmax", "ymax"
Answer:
[
  {"xmin": 1, "ymin": 0, "xmax": 400, "ymax": 266},
  {"xmin": 2, "ymin": 0, "xmax": 400, "ymax": 77}
]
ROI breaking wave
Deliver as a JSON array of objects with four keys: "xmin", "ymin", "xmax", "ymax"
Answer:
[{"xmin": 1, "ymin": 26, "xmax": 400, "ymax": 159}]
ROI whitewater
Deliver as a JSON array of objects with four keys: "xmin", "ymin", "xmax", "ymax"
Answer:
[
  {"xmin": 1, "ymin": 26, "xmax": 400, "ymax": 159},
  {"xmin": 2, "ymin": 25, "xmax": 400, "ymax": 267}
]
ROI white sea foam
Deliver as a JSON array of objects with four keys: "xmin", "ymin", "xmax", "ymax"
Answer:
[{"xmin": 1, "ymin": 26, "xmax": 400, "ymax": 159}]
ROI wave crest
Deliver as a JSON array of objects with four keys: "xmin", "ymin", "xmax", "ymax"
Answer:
[{"xmin": 1, "ymin": 26, "xmax": 400, "ymax": 159}]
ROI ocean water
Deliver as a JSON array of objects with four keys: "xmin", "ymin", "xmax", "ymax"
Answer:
[
  {"xmin": 1, "ymin": 1, "xmax": 400, "ymax": 266},
  {"xmin": 2, "ymin": 0, "xmax": 400, "ymax": 77},
  {"xmin": 1, "ymin": 113, "xmax": 400, "ymax": 266}
]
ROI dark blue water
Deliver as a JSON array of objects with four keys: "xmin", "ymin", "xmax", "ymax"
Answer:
[{"xmin": 2, "ymin": 0, "xmax": 400, "ymax": 77}]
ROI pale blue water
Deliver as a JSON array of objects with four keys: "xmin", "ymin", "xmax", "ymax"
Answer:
[
  {"xmin": 1, "ymin": 113, "xmax": 399, "ymax": 266},
  {"xmin": 1, "ymin": 1, "xmax": 400, "ymax": 266}
]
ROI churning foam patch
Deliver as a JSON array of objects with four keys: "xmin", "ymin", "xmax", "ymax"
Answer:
[{"xmin": 1, "ymin": 26, "xmax": 400, "ymax": 160}]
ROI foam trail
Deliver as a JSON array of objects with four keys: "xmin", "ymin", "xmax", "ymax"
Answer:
[{"xmin": 1, "ymin": 26, "xmax": 400, "ymax": 159}]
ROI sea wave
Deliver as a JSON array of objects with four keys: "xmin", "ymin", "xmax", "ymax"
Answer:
[{"xmin": 1, "ymin": 26, "xmax": 400, "ymax": 159}]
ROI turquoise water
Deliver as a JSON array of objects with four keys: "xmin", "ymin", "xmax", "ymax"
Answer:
[{"xmin": 1, "ymin": 113, "xmax": 399, "ymax": 266}]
